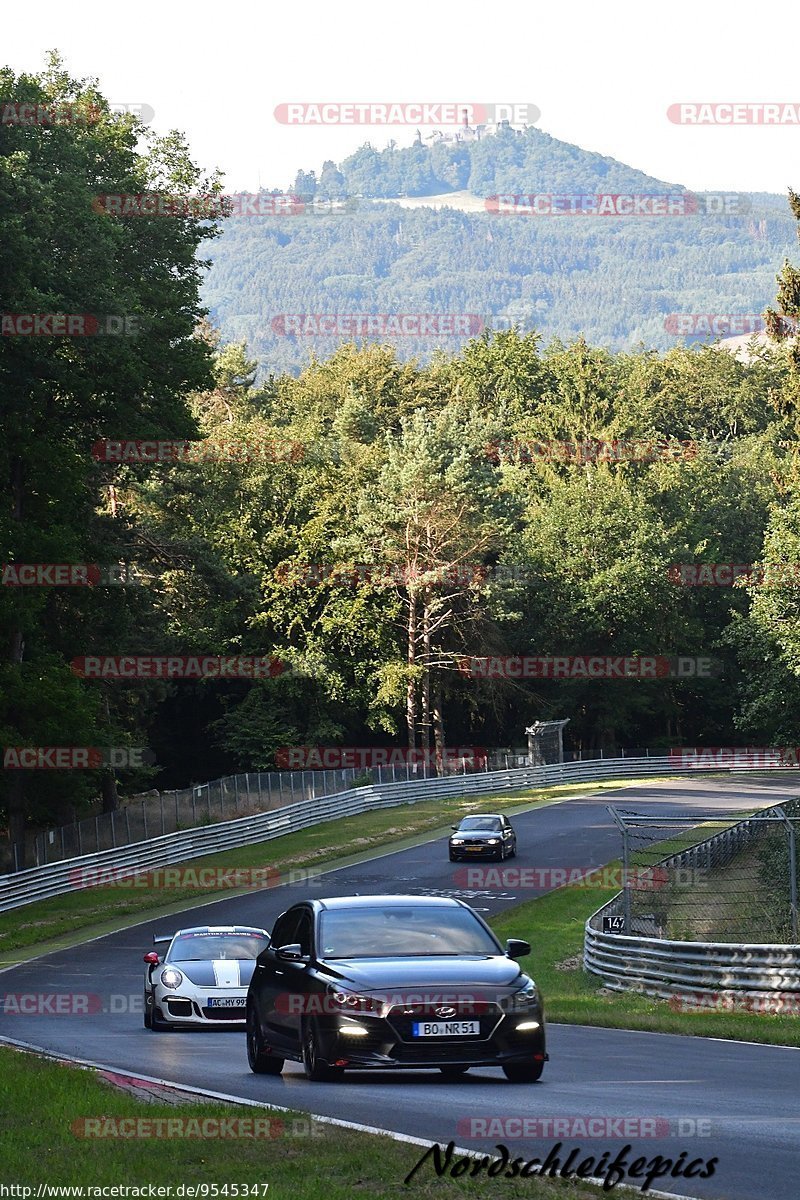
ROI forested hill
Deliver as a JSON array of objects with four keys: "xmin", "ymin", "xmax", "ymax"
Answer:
[
  {"xmin": 296, "ymin": 126, "xmax": 679, "ymax": 198},
  {"xmin": 203, "ymin": 126, "xmax": 797, "ymax": 376}
]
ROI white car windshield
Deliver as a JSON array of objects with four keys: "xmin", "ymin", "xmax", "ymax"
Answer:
[{"xmin": 167, "ymin": 933, "xmax": 268, "ymax": 961}]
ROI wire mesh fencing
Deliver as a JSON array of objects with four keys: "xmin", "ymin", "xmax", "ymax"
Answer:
[{"xmin": 604, "ymin": 798, "xmax": 800, "ymax": 943}]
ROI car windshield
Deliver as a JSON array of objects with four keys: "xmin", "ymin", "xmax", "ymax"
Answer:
[
  {"xmin": 167, "ymin": 933, "xmax": 268, "ymax": 961},
  {"xmin": 318, "ymin": 906, "xmax": 500, "ymax": 959},
  {"xmin": 458, "ymin": 817, "xmax": 502, "ymax": 831}
]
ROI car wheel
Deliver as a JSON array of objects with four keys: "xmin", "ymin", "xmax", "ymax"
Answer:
[
  {"xmin": 449, "ymin": 852, "xmax": 457, "ymax": 862},
  {"xmin": 143, "ymin": 990, "xmax": 152, "ymax": 1029},
  {"xmin": 439, "ymin": 1065, "xmax": 469, "ymax": 1079},
  {"xmin": 510, "ymin": 839, "xmax": 517, "ymax": 858},
  {"xmin": 246, "ymin": 1003, "xmax": 284, "ymax": 1075},
  {"xmin": 302, "ymin": 1020, "xmax": 343, "ymax": 1082},
  {"xmin": 503, "ymin": 1060, "xmax": 544, "ymax": 1083}
]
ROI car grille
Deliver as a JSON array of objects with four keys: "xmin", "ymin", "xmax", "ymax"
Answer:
[
  {"xmin": 394, "ymin": 1040, "xmax": 503, "ymax": 1063},
  {"xmin": 386, "ymin": 1003, "xmax": 502, "ymax": 1043},
  {"xmin": 201, "ymin": 1005, "xmax": 246, "ymax": 1021}
]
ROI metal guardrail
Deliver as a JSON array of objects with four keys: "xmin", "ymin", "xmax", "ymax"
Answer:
[
  {"xmin": 0, "ymin": 754, "xmax": 793, "ymax": 915},
  {"xmin": 584, "ymin": 800, "xmax": 800, "ymax": 1001},
  {"xmin": 2, "ymin": 754, "xmax": 676, "ymax": 911}
]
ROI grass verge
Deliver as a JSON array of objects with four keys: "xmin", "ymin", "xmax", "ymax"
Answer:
[
  {"xmin": 490, "ymin": 880, "xmax": 800, "ymax": 1047},
  {"xmin": 0, "ymin": 1043, "xmax": 609, "ymax": 1196},
  {"xmin": 0, "ymin": 780, "xmax": 635, "ymax": 963}
]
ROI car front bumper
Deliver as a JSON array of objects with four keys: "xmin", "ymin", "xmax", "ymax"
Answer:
[{"xmin": 154, "ymin": 990, "xmax": 248, "ymax": 1026}]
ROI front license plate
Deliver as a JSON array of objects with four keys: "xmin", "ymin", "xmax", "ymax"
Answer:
[
  {"xmin": 207, "ymin": 996, "xmax": 246, "ymax": 1007},
  {"xmin": 412, "ymin": 1020, "xmax": 479, "ymax": 1037}
]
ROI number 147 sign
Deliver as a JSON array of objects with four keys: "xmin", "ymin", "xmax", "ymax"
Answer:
[{"xmin": 603, "ymin": 915, "xmax": 626, "ymax": 934}]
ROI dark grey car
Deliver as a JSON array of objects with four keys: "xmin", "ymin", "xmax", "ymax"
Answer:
[{"xmin": 449, "ymin": 813, "xmax": 517, "ymax": 862}]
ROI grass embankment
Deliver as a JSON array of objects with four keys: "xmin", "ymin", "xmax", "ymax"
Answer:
[
  {"xmin": 0, "ymin": 780, "xmax": 632, "ymax": 963},
  {"xmin": 0, "ymin": 1044, "xmax": 608, "ymax": 1197}
]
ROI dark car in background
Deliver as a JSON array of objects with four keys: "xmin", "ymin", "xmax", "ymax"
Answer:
[
  {"xmin": 449, "ymin": 813, "xmax": 517, "ymax": 861},
  {"xmin": 245, "ymin": 895, "xmax": 546, "ymax": 1082}
]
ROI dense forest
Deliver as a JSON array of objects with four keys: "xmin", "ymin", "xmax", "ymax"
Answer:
[
  {"xmin": 204, "ymin": 126, "xmax": 797, "ymax": 374},
  {"xmin": 3, "ymin": 60, "xmax": 800, "ymax": 868}
]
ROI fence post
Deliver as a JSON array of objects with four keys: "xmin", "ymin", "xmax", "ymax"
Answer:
[
  {"xmin": 95, "ymin": 815, "xmax": 101, "ymax": 852},
  {"xmin": 161, "ymin": 794, "xmax": 166, "ymax": 836},
  {"xmin": 142, "ymin": 801, "xmax": 148, "ymax": 840},
  {"xmin": 110, "ymin": 810, "xmax": 116, "ymax": 848},
  {"xmin": 257, "ymin": 772, "xmax": 263, "ymax": 809},
  {"xmin": 61, "ymin": 826, "xmax": 66, "ymax": 860},
  {"xmin": 236, "ymin": 774, "xmax": 242, "ymax": 812},
  {"xmin": 125, "ymin": 807, "xmax": 131, "ymax": 844},
  {"xmin": 77, "ymin": 821, "xmax": 83, "ymax": 856}
]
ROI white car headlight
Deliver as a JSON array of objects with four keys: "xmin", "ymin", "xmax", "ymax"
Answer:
[
  {"xmin": 451, "ymin": 838, "xmax": 465, "ymax": 845},
  {"xmin": 160, "ymin": 967, "xmax": 184, "ymax": 989},
  {"xmin": 487, "ymin": 838, "xmax": 499, "ymax": 845}
]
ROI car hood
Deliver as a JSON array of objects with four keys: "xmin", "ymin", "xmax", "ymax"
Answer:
[
  {"xmin": 166, "ymin": 959, "xmax": 257, "ymax": 988},
  {"xmin": 321, "ymin": 955, "xmax": 525, "ymax": 991}
]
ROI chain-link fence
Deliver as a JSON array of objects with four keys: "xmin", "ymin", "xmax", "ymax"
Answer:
[
  {"xmin": 605, "ymin": 799, "xmax": 800, "ymax": 944},
  {"xmin": 25, "ymin": 743, "xmax": 665, "ymax": 869}
]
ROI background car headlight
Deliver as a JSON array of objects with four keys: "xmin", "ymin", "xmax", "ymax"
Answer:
[{"xmin": 160, "ymin": 967, "xmax": 184, "ymax": 989}]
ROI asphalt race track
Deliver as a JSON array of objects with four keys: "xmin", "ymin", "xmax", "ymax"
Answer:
[{"xmin": 2, "ymin": 776, "xmax": 799, "ymax": 1200}]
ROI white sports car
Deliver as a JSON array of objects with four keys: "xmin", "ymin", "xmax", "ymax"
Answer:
[{"xmin": 143, "ymin": 924, "xmax": 269, "ymax": 1030}]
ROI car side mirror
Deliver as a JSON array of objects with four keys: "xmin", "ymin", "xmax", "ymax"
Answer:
[
  {"xmin": 275, "ymin": 943, "xmax": 308, "ymax": 963},
  {"xmin": 451, "ymin": 826, "xmax": 459, "ymax": 831},
  {"xmin": 506, "ymin": 938, "xmax": 531, "ymax": 959},
  {"xmin": 143, "ymin": 952, "xmax": 160, "ymax": 964}
]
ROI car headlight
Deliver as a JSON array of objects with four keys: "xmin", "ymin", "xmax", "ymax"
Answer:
[
  {"xmin": 329, "ymin": 988, "xmax": 383, "ymax": 1015},
  {"xmin": 451, "ymin": 838, "xmax": 465, "ymax": 845},
  {"xmin": 508, "ymin": 979, "xmax": 541, "ymax": 1011},
  {"xmin": 487, "ymin": 838, "xmax": 499, "ymax": 845},
  {"xmin": 160, "ymin": 967, "xmax": 184, "ymax": 990}
]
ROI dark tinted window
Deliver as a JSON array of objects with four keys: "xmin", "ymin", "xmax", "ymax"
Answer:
[
  {"xmin": 459, "ymin": 816, "xmax": 502, "ymax": 831},
  {"xmin": 318, "ymin": 905, "xmax": 500, "ymax": 958}
]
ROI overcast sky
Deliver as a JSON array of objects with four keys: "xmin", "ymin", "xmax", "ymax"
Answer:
[{"xmin": 5, "ymin": 0, "xmax": 799, "ymax": 196}]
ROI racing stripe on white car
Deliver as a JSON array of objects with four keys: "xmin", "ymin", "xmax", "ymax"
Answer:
[{"xmin": 211, "ymin": 960, "xmax": 240, "ymax": 988}]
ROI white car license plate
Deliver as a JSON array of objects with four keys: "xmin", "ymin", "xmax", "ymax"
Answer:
[
  {"xmin": 207, "ymin": 997, "xmax": 246, "ymax": 1007},
  {"xmin": 412, "ymin": 1020, "xmax": 479, "ymax": 1037}
]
